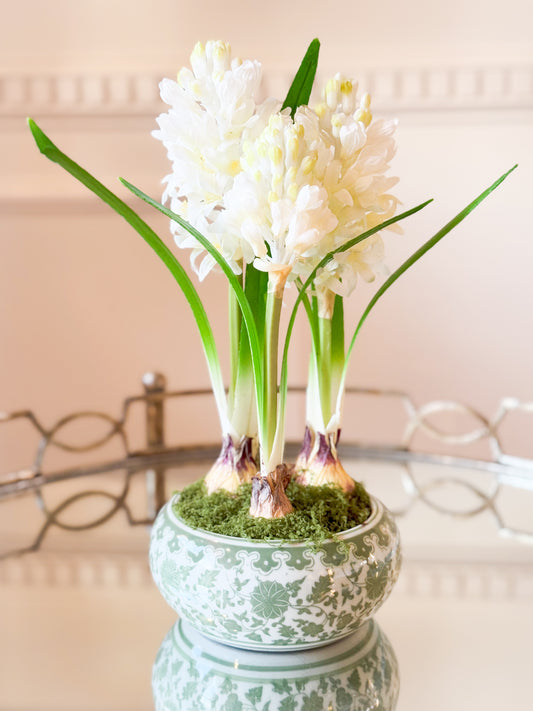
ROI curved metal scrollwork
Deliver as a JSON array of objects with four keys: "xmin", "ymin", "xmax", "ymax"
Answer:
[{"xmin": 1, "ymin": 374, "xmax": 532, "ymax": 559}]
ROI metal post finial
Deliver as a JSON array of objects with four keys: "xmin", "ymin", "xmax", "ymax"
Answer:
[{"xmin": 143, "ymin": 372, "xmax": 167, "ymax": 516}]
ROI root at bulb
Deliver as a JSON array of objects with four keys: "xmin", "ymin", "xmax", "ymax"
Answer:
[{"xmin": 249, "ymin": 464, "xmax": 294, "ymax": 519}]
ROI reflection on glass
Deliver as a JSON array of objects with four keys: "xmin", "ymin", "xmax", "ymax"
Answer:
[{"xmin": 153, "ymin": 618, "xmax": 399, "ymax": 710}]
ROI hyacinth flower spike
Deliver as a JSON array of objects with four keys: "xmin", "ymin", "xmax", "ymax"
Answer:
[{"xmin": 28, "ymin": 38, "xmax": 517, "ymax": 522}]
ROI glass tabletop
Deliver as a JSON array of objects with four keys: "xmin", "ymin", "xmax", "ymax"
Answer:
[{"xmin": 1, "ymin": 447, "xmax": 532, "ymax": 711}]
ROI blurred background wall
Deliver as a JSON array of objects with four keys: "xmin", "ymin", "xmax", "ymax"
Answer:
[
  {"xmin": 1, "ymin": 3, "xmax": 532, "ymax": 710},
  {"xmin": 1, "ymin": 0, "xmax": 532, "ymax": 464}
]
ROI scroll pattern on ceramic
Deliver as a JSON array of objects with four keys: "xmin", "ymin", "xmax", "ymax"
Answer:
[
  {"xmin": 152, "ymin": 618, "xmax": 400, "ymax": 710},
  {"xmin": 150, "ymin": 495, "xmax": 401, "ymax": 650}
]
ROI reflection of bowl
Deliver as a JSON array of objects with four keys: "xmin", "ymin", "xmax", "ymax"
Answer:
[
  {"xmin": 149, "ymin": 493, "xmax": 401, "ymax": 651},
  {"xmin": 153, "ymin": 618, "xmax": 399, "ymax": 711}
]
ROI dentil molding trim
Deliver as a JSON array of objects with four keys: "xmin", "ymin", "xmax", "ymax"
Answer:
[
  {"xmin": 1, "ymin": 551, "xmax": 532, "ymax": 601},
  {"xmin": 1, "ymin": 64, "xmax": 532, "ymax": 117}
]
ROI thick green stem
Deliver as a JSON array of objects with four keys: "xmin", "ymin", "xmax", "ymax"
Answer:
[
  {"xmin": 318, "ymin": 316, "xmax": 332, "ymax": 428},
  {"xmin": 228, "ymin": 278, "xmax": 243, "ymax": 419},
  {"xmin": 305, "ymin": 351, "xmax": 324, "ymax": 432},
  {"xmin": 330, "ymin": 295, "xmax": 345, "ymax": 407},
  {"xmin": 230, "ymin": 339, "xmax": 256, "ymax": 437},
  {"xmin": 263, "ymin": 272, "xmax": 287, "ymax": 473}
]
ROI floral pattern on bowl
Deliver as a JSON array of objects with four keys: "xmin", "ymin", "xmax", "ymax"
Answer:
[
  {"xmin": 152, "ymin": 617, "xmax": 400, "ymax": 710},
  {"xmin": 150, "ymin": 493, "xmax": 401, "ymax": 651}
]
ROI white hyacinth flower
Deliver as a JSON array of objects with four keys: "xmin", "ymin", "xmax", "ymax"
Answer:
[
  {"xmin": 155, "ymin": 44, "xmax": 399, "ymax": 303},
  {"xmin": 210, "ymin": 109, "xmax": 339, "ymax": 285},
  {"xmin": 153, "ymin": 40, "xmax": 280, "ymax": 278},
  {"xmin": 296, "ymin": 75, "xmax": 400, "ymax": 310}
]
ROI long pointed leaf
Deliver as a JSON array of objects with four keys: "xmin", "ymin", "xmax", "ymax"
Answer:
[
  {"xmin": 227, "ymin": 264, "xmax": 265, "ymax": 435},
  {"xmin": 228, "ymin": 283, "xmax": 242, "ymax": 411},
  {"xmin": 296, "ymin": 280, "xmax": 320, "ymax": 355},
  {"xmin": 244, "ymin": 263, "xmax": 268, "ymax": 351},
  {"xmin": 331, "ymin": 295, "xmax": 345, "ymax": 366},
  {"xmin": 27, "ymin": 119, "xmax": 232, "ymax": 435},
  {"xmin": 229, "ymin": 303, "xmax": 255, "ymax": 436},
  {"xmin": 282, "ymin": 39, "xmax": 320, "ymax": 118},
  {"xmin": 330, "ymin": 294, "xmax": 345, "ymax": 407},
  {"xmin": 120, "ymin": 179, "xmax": 265, "ymax": 434},
  {"xmin": 335, "ymin": 164, "xmax": 519, "ymax": 419},
  {"xmin": 287, "ymin": 200, "xmax": 433, "ymax": 351},
  {"xmin": 275, "ymin": 198, "xmax": 433, "ymax": 446}
]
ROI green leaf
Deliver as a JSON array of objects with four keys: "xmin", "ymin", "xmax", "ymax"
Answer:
[
  {"xmin": 223, "ymin": 694, "xmax": 243, "ymax": 711},
  {"xmin": 244, "ymin": 263, "xmax": 268, "ymax": 350},
  {"xmin": 221, "ymin": 619, "xmax": 242, "ymax": 635},
  {"xmin": 220, "ymin": 678, "xmax": 235, "ymax": 695},
  {"xmin": 228, "ymin": 276, "xmax": 256, "ymax": 435},
  {"xmin": 296, "ymin": 280, "xmax": 320, "ymax": 356},
  {"xmin": 336, "ymin": 164, "xmax": 518, "ymax": 416},
  {"xmin": 119, "ymin": 179, "xmax": 266, "ymax": 443},
  {"xmin": 274, "ymin": 199, "xmax": 432, "ymax": 446},
  {"xmin": 244, "ymin": 631, "xmax": 263, "ymax": 642},
  {"xmin": 331, "ymin": 295, "xmax": 345, "ymax": 403},
  {"xmin": 279, "ymin": 697, "xmax": 297, "ymax": 711},
  {"xmin": 317, "ymin": 315, "xmax": 332, "ymax": 425},
  {"xmin": 335, "ymin": 687, "xmax": 354, "ymax": 710},
  {"xmin": 197, "ymin": 569, "xmax": 220, "ymax": 587},
  {"xmin": 331, "ymin": 295, "xmax": 344, "ymax": 368},
  {"xmin": 228, "ymin": 282, "xmax": 242, "ymax": 406},
  {"xmin": 278, "ymin": 624, "xmax": 297, "ymax": 639},
  {"xmin": 281, "ymin": 39, "xmax": 320, "ymax": 118},
  {"xmin": 272, "ymin": 679, "xmax": 292, "ymax": 695},
  {"xmin": 347, "ymin": 667, "xmax": 362, "ymax": 691},
  {"xmin": 27, "ymin": 118, "xmax": 230, "ymax": 434},
  {"xmin": 245, "ymin": 687, "xmax": 263, "ymax": 705},
  {"xmin": 263, "ymin": 281, "xmax": 285, "ymax": 467},
  {"xmin": 228, "ymin": 263, "xmax": 267, "ymax": 434},
  {"xmin": 310, "ymin": 574, "xmax": 332, "ymax": 603}
]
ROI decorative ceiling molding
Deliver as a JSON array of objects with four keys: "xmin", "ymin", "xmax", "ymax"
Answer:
[
  {"xmin": 1, "ymin": 64, "xmax": 532, "ymax": 118},
  {"xmin": 1, "ymin": 551, "xmax": 532, "ymax": 601}
]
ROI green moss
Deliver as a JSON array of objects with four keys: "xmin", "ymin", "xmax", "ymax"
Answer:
[{"xmin": 172, "ymin": 478, "xmax": 372, "ymax": 543}]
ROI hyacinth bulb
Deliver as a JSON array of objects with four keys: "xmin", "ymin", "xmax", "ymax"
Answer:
[
  {"xmin": 294, "ymin": 425, "xmax": 314, "ymax": 477},
  {"xmin": 204, "ymin": 435, "xmax": 258, "ymax": 495},
  {"xmin": 296, "ymin": 429, "xmax": 356, "ymax": 493},
  {"xmin": 235, "ymin": 435, "xmax": 258, "ymax": 483},
  {"xmin": 249, "ymin": 464, "xmax": 294, "ymax": 519}
]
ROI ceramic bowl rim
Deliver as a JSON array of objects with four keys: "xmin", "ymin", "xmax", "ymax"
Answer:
[{"xmin": 165, "ymin": 491, "xmax": 385, "ymax": 549}]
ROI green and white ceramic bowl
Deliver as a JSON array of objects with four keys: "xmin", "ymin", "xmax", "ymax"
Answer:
[
  {"xmin": 149, "ymin": 493, "xmax": 401, "ymax": 651},
  {"xmin": 152, "ymin": 617, "xmax": 400, "ymax": 711}
]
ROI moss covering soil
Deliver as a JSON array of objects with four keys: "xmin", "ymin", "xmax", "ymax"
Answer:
[{"xmin": 173, "ymin": 478, "xmax": 372, "ymax": 544}]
